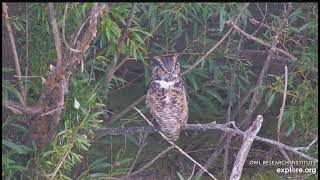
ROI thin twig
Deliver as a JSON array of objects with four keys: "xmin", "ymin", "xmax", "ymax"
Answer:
[
  {"xmin": 250, "ymin": 3, "xmax": 268, "ymax": 36},
  {"xmin": 25, "ymin": 2, "xmax": 29, "ymax": 105},
  {"xmin": 193, "ymin": 135, "xmax": 228, "ymax": 179},
  {"xmin": 225, "ymin": 20, "xmax": 297, "ymax": 61},
  {"xmin": 108, "ymin": 95, "xmax": 146, "ymax": 124},
  {"xmin": 187, "ymin": 164, "xmax": 197, "ymax": 180},
  {"xmin": 126, "ymin": 134, "xmax": 148, "ymax": 175},
  {"xmin": 63, "ymin": 3, "xmax": 82, "ymax": 53},
  {"xmin": 183, "ymin": 3, "xmax": 249, "ymax": 75},
  {"xmin": 133, "ymin": 108, "xmax": 219, "ymax": 180},
  {"xmin": 41, "ymin": 107, "xmax": 65, "ymax": 117},
  {"xmin": 128, "ymin": 146, "xmax": 174, "ymax": 177},
  {"xmin": 277, "ymin": 66, "xmax": 288, "ymax": 141},
  {"xmin": 48, "ymin": 3, "xmax": 63, "ymax": 65},
  {"xmin": 105, "ymin": 3, "xmax": 137, "ymax": 91},
  {"xmin": 118, "ymin": 3, "xmax": 137, "ymax": 51}
]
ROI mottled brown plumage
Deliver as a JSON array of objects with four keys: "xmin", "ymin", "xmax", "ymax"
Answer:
[{"xmin": 146, "ymin": 55, "xmax": 188, "ymax": 141}]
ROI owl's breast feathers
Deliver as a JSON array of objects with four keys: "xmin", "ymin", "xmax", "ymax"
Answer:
[{"xmin": 146, "ymin": 78, "xmax": 188, "ymax": 141}]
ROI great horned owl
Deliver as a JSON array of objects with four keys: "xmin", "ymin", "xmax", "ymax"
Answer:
[{"xmin": 146, "ymin": 55, "xmax": 188, "ymax": 141}]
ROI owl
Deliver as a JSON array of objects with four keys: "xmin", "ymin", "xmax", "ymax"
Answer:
[{"xmin": 146, "ymin": 55, "xmax": 188, "ymax": 141}]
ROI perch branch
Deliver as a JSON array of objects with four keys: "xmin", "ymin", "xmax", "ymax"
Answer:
[
  {"xmin": 229, "ymin": 115, "xmax": 263, "ymax": 180},
  {"xmin": 48, "ymin": 3, "xmax": 63, "ymax": 65},
  {"xmin": 3, "ymin": 3, "xmax": 26, "ymax": 104},
  {"xmin": 133, "ymin": 107, "xmax": 218, "ymax": 180},
  {"xmin": 93, "ymin": 122, "xmax": 318, "ymax": 163}
]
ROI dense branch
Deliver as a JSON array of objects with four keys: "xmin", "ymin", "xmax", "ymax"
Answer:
[{"xmin": 241, "ymin": 3, "xmax": 294, "ymax": 128}]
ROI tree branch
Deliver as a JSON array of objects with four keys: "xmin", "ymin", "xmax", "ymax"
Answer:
[
  {"xmin": 230, "ymin": 115, "xmax": 263, "ymax": 180},
  {"xmin": 277, "ymin": 66, "xmax": 288, "ymax": 141},
  {"xmin": 62, "ymin": 3, "xmax": 82, "ymax": 53},
  {"xmin": 3, "ymin": 3, "xmax": 26, "ymax": 104},
  {"xmin": 48, "ymin": 3, "xmax": 63, "ymax": 65},
  {"xmin": 105, "ymin": 3, "xmax": 137, "ymax": 88}
]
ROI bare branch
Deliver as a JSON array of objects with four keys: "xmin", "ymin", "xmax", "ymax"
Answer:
[
  {"xmin": 62, "ymin": 3, "xmax": 82, "ymax": 53},
  {"xmin": 48, "ymin": 3, "xmax": 63, "ymax": 65},
  {"xmin": 118, "ymin": 3, "xmax": 137, "ymax": 51},
  {"xmin": 108, "ymin": 95, "xmax": 146, "ymax": 124},
  {"xmin": 225, "ymin": 20, "xmax": 297, "ymax": 60},
  {"xmin": 277, "ymin": 66, "xmax": 288, "ymax": 141},
  {"xmin": 230, "ymin": 115, "xmax": 263, "ymax": 180},
  {"xmin": 126, "ymin": 134, "xmax": 148, "ymax": 175}
]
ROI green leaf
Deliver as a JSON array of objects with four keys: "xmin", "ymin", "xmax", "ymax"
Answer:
[
  {"xmin": 2, "ymin": 82, "xmax": 24, "ymax": 105},
  {"xmin": 74, "ymin": 98, "xmax": 80, "ymax": 109},
  {"xmin": 177, "ymin": 172, "xmax": 185, "ymax": 180},
  {"xmin": 2, "ymin": 67, "xmax": 15, "ymax": 73},
  {"xmin": 205, "ymin": 89, "xmax": 224, "ymax": 105},
  {"xmin": 267, "ymin": 93, "xmax": 276, "ymax": 108},
  {"xmin": 2, "ymin": 139, "xmax": 32, "ymax": 154},
  {"xmin": 297, "ymin": 23, "xmax": 310, "ymax": 33},
  {"xmin": 219, "ymin": 5, "xmax": 226, "ymax": 33},
  {"xmin": 125, "ymin": 134, "xmax": 139, "ymax": 147}
]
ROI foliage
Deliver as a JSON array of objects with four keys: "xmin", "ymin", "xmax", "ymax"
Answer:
[{"xmin": 2, "ymin": 2, "xmax": 318, "ymax": 179}]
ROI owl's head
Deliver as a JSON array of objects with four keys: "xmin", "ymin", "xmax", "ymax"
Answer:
[{"xmin": 151, "ymin": 55, "xmax": 181, "ymax": 82}]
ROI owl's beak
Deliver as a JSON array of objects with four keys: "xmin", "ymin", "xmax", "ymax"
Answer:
[{"xmin": 165, "ymin": 73, "xmax": 174, "ymax": 82}]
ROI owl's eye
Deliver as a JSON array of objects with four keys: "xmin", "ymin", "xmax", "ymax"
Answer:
[{"xmin": 156, "ymin": 68, "xmax": 165, "ymax": 76}]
